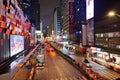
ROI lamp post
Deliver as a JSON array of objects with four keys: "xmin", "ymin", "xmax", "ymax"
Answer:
[{"xmin": 108, "ymin": 11, "xmax": 120, "ymax": 17}]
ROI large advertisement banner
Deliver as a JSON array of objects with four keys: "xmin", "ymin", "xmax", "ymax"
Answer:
[
  {"xmin": 86, "ymin": 0, "xmax": 94, "ymax": 20},
  {"xmin": 82, "ymin": 25, "xmax": 87, "ymax": 46},
  {"xmin": 87, "ymin": 19, "xmax": 94, "ymax": 46},
  {"xmin": 31, "ymin": 27, "xmax": 35, "ymax": 38},
  {"xmin": 10, "ymin": 35, "xmax": 24, "ymax": 56},
  {"xmin": 69, "ymin": 2, "xmax": 75, "ymax": 34}
]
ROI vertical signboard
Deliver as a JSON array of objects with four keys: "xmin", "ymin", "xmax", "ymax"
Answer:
[
  {"xmin": 82, "ymin": 25, "xmax": 87, "ymax": 46},
  {"xmin": 30, "ymin": 27, "xmax": 35, "ymax": 44},
  {"xmin": 31, "ymin": 27, "xmax": 35, "ymax": 38},
  {"xmin": 86, "ymin": 0, "xmax": 94, "ymax": 20},
  {"xmin": 87, "ymin": 19, "xmax": 94, "ymax": 46},
  {"xmin": 69, "ymin": 1, "xmax": 75, "ymax": 34}
]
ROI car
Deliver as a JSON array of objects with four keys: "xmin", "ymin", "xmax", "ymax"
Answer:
[
  {"xmin": 50, "ymin": 48, "xmax": 54, "ymax": 52},
  {"xmin": 49, "ymin": 48, "xmax": 56, "ymax": 56},
  {"xmin": 83, "ymin": 58, "xmax": 92, "ymax": 68},
  {"xmin": 50, "ymin": 49, "xmax": 54, "ymax": 52},
  {"xmin": 36, "ymin": 54, "xmax": 45, "ymax": 67}
]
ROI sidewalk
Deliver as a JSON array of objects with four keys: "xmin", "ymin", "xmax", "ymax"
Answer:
[
  {"xmin": 0, "ymin": 45, "xmax": 39, "ymax": 80},
  {"xmin": 13, "ymin": 52, "xmax": 37, "ymax": 80},
  {"xmin": 51, "ymin": 43, "xmax": 120, "ymax": 80},
  {"xmin": 12, "ymin": 65, "xmax": 30, "ymax": 80}
]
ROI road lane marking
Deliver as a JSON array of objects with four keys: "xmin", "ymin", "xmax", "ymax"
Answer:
[
  {"xmin": 60, "ymin": 77, "xmax": 64, "ymax": 80},
  {"xmin": 69, "ymin": 77, "xmax": 73, "ymax": 80},
  {"xmin": 64, "ymin": 77, "xmax": 68, "ymax": 80},
  {"xmin": 98, "ymin": 70, "xmax": 116, "ymax": 80},
  {"xmin": 73, "ymin": 77, "xmax": 77, "ymax": 80}
]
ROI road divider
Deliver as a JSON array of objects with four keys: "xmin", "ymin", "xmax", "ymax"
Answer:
[{"xmin": 28, "ymin": 68, "xmax": 35, "ymax": 80}]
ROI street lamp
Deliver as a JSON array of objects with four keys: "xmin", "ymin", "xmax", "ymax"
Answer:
[
  {"xmin": 108, "ymin": 11, "xmax": 115, "ymax": 17},
  {"xmin": 108, "ymin": 11, "xmax": 120, "ymax": 17}
]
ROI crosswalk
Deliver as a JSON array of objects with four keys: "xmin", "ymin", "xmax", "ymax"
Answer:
[{"xmin": 50, "ymin": 76, "xmax": 87, "ymax": 80}]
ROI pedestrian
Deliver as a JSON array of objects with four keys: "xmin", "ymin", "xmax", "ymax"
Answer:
[{"xmin": 112, "ymin": 57, "xmax": 116, "ymax": 63}]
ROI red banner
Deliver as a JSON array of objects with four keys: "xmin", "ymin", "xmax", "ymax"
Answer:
[
  {"xmin": 6, "ymin": 29, "xmax": 11, "ymax": 34},
  {"xmin": 69, "ymin": 2, "xmax": 75, "ymax": 34},
  {"xmin": 0, "ymin": 28, "xmax": 3, "ymax": 33}
]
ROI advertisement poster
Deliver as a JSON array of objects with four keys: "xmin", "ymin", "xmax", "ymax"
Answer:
[
  {"xmin": 86, "ymin": 0, "xmax": 94, "ymax": 20},
  {"xmin": 82, "ymin": 25, "xmax": 87, "ymax": 46},
  {"xmin": 10, "ymin": 35, "xmax": 24, "ymax": 56},
  {"xmin": 87, "ymin": 19, "xmax": 94, "ymax": 46}
]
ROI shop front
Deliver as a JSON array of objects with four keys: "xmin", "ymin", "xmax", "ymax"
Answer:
[{"xmin": 90, "ymin": 47, "xmax": 120, "ymax": 73}]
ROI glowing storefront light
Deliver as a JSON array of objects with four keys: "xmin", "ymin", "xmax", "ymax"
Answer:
[
  {"xmin": 63, "ymin": 35, "xmax": 67, "ymax": 39},
  {"xmin": 57, "ymin": 35, "xmax": 59, "ymax": 39}
]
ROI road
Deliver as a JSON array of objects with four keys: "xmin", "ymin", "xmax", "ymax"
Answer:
[
  {"xmin": 90, "ymin": 61, "xmax": 120, "ymax": 80},
  {"xmin": 34, "ymin": 48, "xmax": 86, "ymax": 80},
  {"xmin": 61, "ymin": 46, "xmax": 120, "ymax": 80}
]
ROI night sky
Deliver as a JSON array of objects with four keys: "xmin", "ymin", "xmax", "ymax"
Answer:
[
  {"xmin": 39, "ymin": 0, "xmax": 60, "ymax": 28},
  {"xmin": 94, "ymin": 0, "xmax": 120, "ymax": 22},
  {"xmin": 38, "ymin": 0, "xmax": 120, "ymax": 28}
]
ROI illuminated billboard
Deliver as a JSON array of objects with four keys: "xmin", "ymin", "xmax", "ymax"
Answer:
[
  {"xmin": 87, "ymin": 19, "xmax": 94, "ymax": 45},
  {"xmin": 86, "ymin": 0, "xmax": 94, "ymax": 20},
  {"xmin": 10, "ymin": 35, "xmax": 24, "ymax": 56},
  {"xmin": 82, "ymin": 25, "xmax": 87, "ymax": 46}
]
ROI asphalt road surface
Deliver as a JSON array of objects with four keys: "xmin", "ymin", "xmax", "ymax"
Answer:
[{"xmin": 34, "ymin": 48, "xmax": 86, "ymax": 80}]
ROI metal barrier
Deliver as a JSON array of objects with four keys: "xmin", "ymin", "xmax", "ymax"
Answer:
[{"xmin": 28, "ymin": 68, "xmax": 35, "ymax": 80}]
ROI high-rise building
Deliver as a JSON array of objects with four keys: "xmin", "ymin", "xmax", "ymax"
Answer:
[
  {"xmin": 53, "ymin": 7, "xmax": 61, "ymax": 41},
  {"xmin": 0, "ymin": 0, "xmax": 31, "ymax": 66},
  {"xmin": 88, "ymin": 0, "xmax": 120, "ymax": 71},
  {"xmin": 61, "ymin": 0, "xmax": 75, "ymax": 43},
  {"xmin": 94, "ymin": 0, "xmax": 120, "ymax": 54},
  {"xmin": 23, "ymin": 0, "xmax": 40, "ymax": 30},
  {"xmin": 74, "ymin": 0, "xmax": 86, "ymax": 43}
]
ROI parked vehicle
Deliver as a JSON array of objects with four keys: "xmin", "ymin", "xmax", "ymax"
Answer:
[
  {"xmin": 65, "ymin": 45, "xmax": 75, "ymax": 55},
  {"xmin": 36, "ymin": 54, "xmax": 45, "ymax": 67}
]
